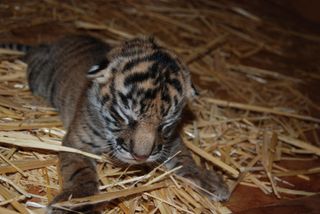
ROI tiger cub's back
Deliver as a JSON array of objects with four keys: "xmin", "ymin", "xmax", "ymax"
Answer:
[{"xmin": 25, "ymin": 36, "xmax": 110, "ymax": 127}]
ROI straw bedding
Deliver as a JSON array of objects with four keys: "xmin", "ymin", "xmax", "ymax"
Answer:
[{"xmin": 0, "ymin": 0, "xmax": 319, "ymax": 213}]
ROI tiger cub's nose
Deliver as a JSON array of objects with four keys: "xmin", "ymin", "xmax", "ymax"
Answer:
[{"xmin": 132, "ymin": 153, "xmax": 149, "ymax": 161}]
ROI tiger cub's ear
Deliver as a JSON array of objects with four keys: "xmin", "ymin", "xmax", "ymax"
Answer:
[
  {"xmin": 182, "ymin": 66, "xmax": 198, "ymax": 98},
  {"xmin": 190, "ymin": 83, "xmax": 199, "ymax": 97},
  {"xmin": 87, "ymin": 58, "xmax": 111, "ymax": 84}
]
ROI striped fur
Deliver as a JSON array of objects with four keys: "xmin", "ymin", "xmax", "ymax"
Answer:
[
  {"xmin": 22, "ymin": 35, "xmax": 229, "ymax": 213},
  {"xmin": 0, "ymin": 43, "xmax": 31, "ymax": 52}
]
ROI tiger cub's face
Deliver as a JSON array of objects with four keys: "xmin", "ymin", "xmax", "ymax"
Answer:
[{"xmin": 88, "ymin": 38, "xmax": 195, "ymax": 165}]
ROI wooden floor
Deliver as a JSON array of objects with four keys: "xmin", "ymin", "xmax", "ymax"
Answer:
[{"xmin": 227, "ymin": 2, "xmax": 320, "ymax": 213}]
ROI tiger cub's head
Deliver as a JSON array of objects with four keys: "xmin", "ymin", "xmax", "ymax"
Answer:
[{"xmin": 88, "ymin": 37, "xmax": 196, "ymax": 165}]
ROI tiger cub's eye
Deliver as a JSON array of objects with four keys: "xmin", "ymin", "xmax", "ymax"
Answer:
[
  {"xmin": 116, "ymin": 138, "xmax": 129, "ymax": 151},
  {"xmin": 151, "ymin": 144, "xmax": 163, "ymax": 155}
]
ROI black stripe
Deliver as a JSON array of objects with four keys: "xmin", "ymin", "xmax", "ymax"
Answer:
[
  {"xmin": 123, "ymin": 58, "xmax": 142, "ymax": 72},
  {"xmin": 109, "ymin": 78, "xmax": 115, "ymax": 93},
  {"xmin": 125, "ymin": 85, "xmax": 136, "ymax": 101},
  {"xmin": 58, "ymin": 39, "xmax": 91, "ymax": 58},
  {"xmin": 121, "ymin": 49, "xmax": 144, "ymax": 58},
  {"xmin": 161, "ymin": 88, "xmax": 171, "ymax": 103},
  {"xmin": 122, "ymin": 50, "xmax": 177, "ymax": 73},
  {"xmin": 85, "ymin": 112, "xmax": 105, "ymax": 139},
  {"xmin": 173, "ymin": 95, "xmax": 179, "ymax": 106},
  {"xmin": 60, "ymin": 163, "xmax": 70, "ymax": 169},
  {"xmin": 148, "ymin": 51, "xmax": 175, "ymax": 65},
  {"xmin": 27, "ymin": 52, "xmax": 48, "ymax": 84},
  {"xmin": 103, "ymin": 115, "xmax": 116, "ymax": 125},
  {"xmin": 109, "ymin": 104, "xmax": 130, "ymax": 125},
  {"xmin": 17, "ymin": 44, "xmax": 31, "ymax": 52},
  {"xmin": 136, "ymin": 88, "xmax": 145, "ymax": 97},
  {"xmin": 144, "ymin": 88, "xmax": 158, "ymax": 100},
  {"xmin": 169, "ymin": 79, "xmax": 183, "ymax": 95},
  {"xmin": 160, "ymin": 104, "xmax": 170, "ymax": 116},
  {"xmin": 82, "ymin": 140, "xmax": 101, "ymax": 149},
  {"xmin": 160, "ymin": 105, "xmax": 165, "ymax": 115},
  {"xmin": 148, "ymin": 51, "xmax": 181, "ymax": 76},
  {"xmin": 75, "ymin": 132, "xmax": 101, "ymax": 149},
  {"xmin": 118, "ymin": 92, "xmax": 129, "ymax": 108},
  {"xmin": 149, "ymin": 61, "xmax": 161, "ymax": 78},
  {"xmin": 124, "ymin": 72, "xmax": 151, "ymax": 86},
  {"xmin": 86, "ymin": 120, "xmax": 105, "ymax": 140},
  {"xmin": 5, "ymin": 43, "xmax": 31, "ymax": 52},
  {"xmin": 106, "ymin": 126, "xmax": 121, "ymax": 133},
  {"xmin": 48, "ymin": 74, "xmax": 58, "ymax": 106},
  {"xmin": 139, "ymin": 101, "xmax": 147, "ymax": 114},
  {"xmin": 81, "ymin": 180, "xmax": 98, "ymax": 187},
  {"xmin": 68, "ymin": 166, "xmax": 93, "ymax": 181},
  {"xmin": 101, "ymin": 94, "xmax": 110, "ymax": 104},
  {"xmin": 28, "ymin": 59, "xmax": 52, "ymax": 96}
]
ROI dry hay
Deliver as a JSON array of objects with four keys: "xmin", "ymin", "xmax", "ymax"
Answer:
[{"xmin": 0, "ymin": 0, "xmax": 320, "ymax": 213}]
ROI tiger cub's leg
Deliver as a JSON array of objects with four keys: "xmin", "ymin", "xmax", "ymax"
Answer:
[
  {"xmin": 165, "ymin": 137, "xmax": 230, "ymax": 201},
  {"xmin": 47, "ymin": 138, "xmax": 101, "ymax": 213}
]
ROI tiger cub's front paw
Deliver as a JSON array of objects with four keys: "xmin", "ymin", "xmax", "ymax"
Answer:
[
  {"xmin": 198, "ymin": 170, "xmax": 230, "ymax": 201},
  {"xmin": 182, "ymin": 169, "xmax": 230, "ymax": 201},
  {"xmin": 47, "ymin": 189, "xmax": 101, "ymax": 214}
]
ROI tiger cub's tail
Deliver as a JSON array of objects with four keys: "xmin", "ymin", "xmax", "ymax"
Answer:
[{"xmin": 0, "ymin": 43, "xmax": 31, "ymax": 55}]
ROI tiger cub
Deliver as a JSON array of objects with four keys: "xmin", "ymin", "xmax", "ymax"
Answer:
[{"xmin": 22, "ymin": 35, "xmax": 230, "ymax": 213}]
